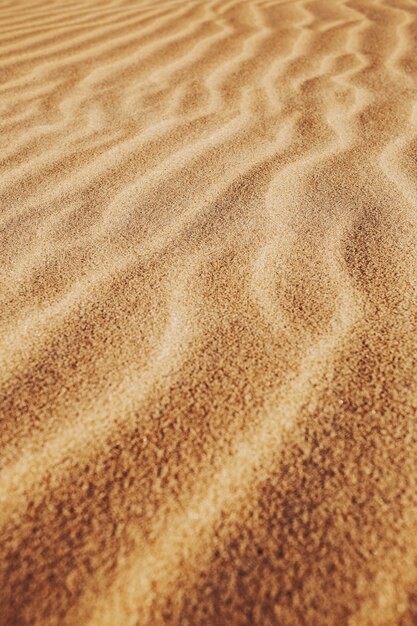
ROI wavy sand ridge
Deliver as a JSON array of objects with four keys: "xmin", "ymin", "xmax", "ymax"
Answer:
[{"xmin": 1, "ymin": 0, "xmax": 417, "ymax": 624}]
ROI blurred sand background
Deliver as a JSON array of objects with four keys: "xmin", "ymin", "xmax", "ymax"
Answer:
[{"xmin": 0, "ymin": 0, "xmax": 417, "ymax": 624}]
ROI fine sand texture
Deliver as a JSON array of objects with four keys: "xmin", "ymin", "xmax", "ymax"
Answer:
[{"xmin": 1, "ymin": 0, "xmax": 417, "ymax": 624}]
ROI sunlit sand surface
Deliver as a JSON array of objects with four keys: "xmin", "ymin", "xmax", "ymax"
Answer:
[{"xmin": 1, "ymin": 0, "xmax": 417, "ymax": 624}]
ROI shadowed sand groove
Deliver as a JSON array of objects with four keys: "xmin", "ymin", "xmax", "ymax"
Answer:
[{"xmin": 0, "ymin": 0, "xmax": 417, "ymax": 625}]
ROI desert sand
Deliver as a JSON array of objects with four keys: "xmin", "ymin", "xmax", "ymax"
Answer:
[{"xmin": 0, "ymin": 0, "xmax": 417, "ymax": 624}]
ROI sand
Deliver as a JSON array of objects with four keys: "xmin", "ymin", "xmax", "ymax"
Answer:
[{"xmin": 0, "ymin": 0, "xmax": 417, "ymax": 624}]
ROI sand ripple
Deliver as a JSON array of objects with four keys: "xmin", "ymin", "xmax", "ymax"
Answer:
[{"xmin": 1, "ymin": 0, "xmax": 417, "ymax": 624}]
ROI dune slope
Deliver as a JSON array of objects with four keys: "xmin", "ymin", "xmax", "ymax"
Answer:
[{"xmin": 1, "ymin": 0, "xmax": 417, "ymax": 624}]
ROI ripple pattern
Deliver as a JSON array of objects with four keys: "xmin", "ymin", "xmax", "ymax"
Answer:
[{"xmin": 1, "ymin": 0, "xmax": 417, "ymax": 625}]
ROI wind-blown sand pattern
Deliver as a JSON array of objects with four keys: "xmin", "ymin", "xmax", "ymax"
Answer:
[{"xmin": 1, "ymin": 0, "xmax": 417, "ymax": 624}]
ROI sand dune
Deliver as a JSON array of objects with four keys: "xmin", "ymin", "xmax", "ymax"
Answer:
[{"xmin": 1, "ymin": 0, "xmax": 417, "ymax": 624}]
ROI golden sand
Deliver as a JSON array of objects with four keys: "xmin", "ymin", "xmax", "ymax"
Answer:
[{"xmin": 1, "ymin": 0, "xmax": 417, "ymax": 624}]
